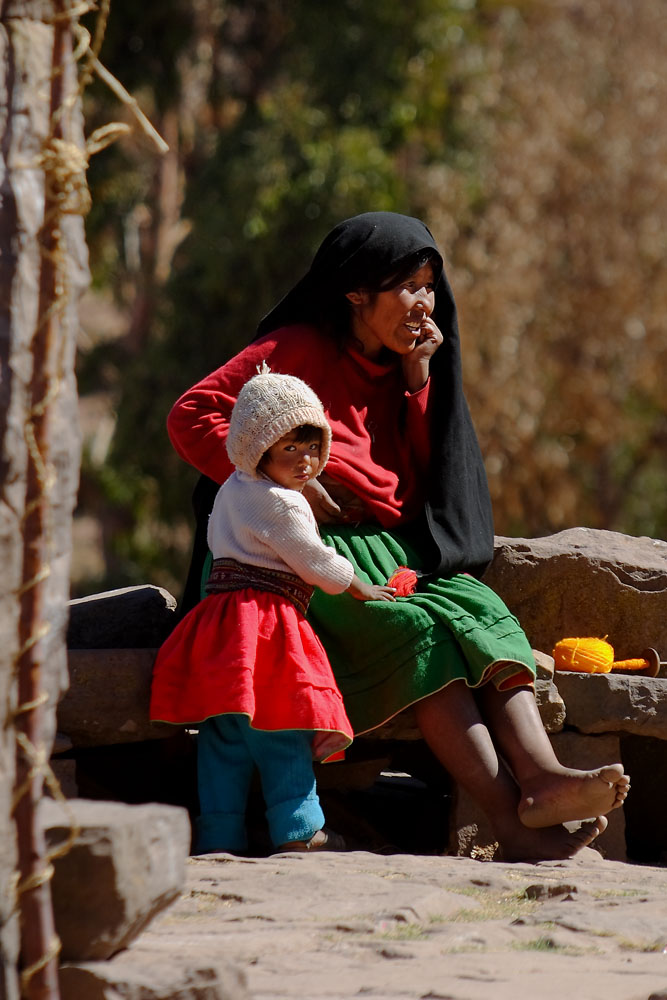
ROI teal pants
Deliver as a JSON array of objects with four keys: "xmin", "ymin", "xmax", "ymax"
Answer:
[{"xmin": 195, "ymin": 714, "xmax": 324, "ymax": 853}]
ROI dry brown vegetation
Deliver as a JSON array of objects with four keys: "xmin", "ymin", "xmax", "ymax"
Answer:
[{"xmin": 429, "ymin": 0, "xmax": 667, "ymax": 536}]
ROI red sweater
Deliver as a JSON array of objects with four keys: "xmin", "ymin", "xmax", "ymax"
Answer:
[{"xmin": 168, "ymin": 324, "xmax": 433, "ymax": 527}]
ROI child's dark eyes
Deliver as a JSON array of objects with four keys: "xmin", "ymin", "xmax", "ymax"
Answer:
[{"xmin": 282, "ymin": 442, "xmax": 320, "ymax": 454}]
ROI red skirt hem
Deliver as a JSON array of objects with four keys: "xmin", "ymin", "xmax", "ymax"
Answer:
[{"xmin": 149, "ymin": 589, "xmax": 353, "ymax": 759}]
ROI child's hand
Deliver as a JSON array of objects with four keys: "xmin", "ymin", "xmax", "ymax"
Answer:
[{"xmin": 347, "ymin": 575, "xmax": 396, "ymax": 602}]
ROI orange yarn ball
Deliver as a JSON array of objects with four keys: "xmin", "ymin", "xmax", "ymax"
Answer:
[{"xmin": 552, "ymin": 637, "xmax": 614, "ymax": 674}]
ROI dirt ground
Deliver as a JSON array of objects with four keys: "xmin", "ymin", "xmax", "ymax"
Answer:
[{"xmin": 119, "ymin": 847, "xmax": 667, "ymax": 1000}]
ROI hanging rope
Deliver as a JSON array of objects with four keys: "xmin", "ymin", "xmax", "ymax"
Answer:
[{"xmin": 10, "ymin": 1, "xmax": 168, "ymax": 996}]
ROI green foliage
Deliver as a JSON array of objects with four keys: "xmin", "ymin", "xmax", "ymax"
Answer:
[
  {"xmin": 77, "ymin": 0, "xmax": 667, "ymax": 595},
  {"xmin": 78, "ymin": 0, "xmax": 490, "ymax": 595}
]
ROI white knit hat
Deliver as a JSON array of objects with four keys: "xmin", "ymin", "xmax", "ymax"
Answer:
[{"xmin": 226, "ymin": 364, "xmax": 332, "ymax": 478}]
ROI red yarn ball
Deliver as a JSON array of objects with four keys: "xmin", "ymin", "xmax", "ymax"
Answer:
[{"xmin": 386, "ymin": 565, "xmax": 418, "ymax": 596}]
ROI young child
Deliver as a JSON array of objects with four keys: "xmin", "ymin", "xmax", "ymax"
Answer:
[{"xmin": 150, "ymin": 367, "xmax": 395, "ymax": 854}]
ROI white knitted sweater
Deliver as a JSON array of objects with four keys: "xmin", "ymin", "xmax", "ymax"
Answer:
[{"xmin": 207, "ymin": 470, "xmax": 355, "ymax": 595}]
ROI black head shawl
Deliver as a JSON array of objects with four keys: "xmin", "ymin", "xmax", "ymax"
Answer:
[{"xmin": 257, "ymin": 211, "xmax": 495, "ymax": 579}]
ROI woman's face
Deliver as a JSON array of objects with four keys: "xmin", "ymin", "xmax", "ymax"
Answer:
[{"xmin": 345, "ymin": 262, "xmax": 436, "ymax": 360}]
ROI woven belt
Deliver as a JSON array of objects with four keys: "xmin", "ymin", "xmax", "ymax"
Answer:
[{"xmin": 205, "ymin": 557, "xmax": 314, "ymax": 616}]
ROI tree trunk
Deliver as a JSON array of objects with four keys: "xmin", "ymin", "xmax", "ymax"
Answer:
[{"xmin": 0, "ymin": 2, "xmax": 88, "ymax": 997}]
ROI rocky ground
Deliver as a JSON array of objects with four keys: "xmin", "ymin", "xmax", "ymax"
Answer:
[{"xmin": 97, "ymin": 847, "xmax": 667, "ymax": 1000}]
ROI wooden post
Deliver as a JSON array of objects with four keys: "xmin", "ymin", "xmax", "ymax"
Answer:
[
  {"xmin": 1, "ymin": 2, "xmax": 88, "ymax": 997},
  {"xmin": 13, "ymin": 6, "xmax": 68, "ymax": 996}
]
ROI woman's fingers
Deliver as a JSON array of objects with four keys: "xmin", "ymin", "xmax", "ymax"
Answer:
[
  {"xmin": 416, "ymin": 318, "xmax": 443, "ymax": 353},
  {"xmin": 303, "ymin": 479, "xmax": 344, "ymax": 523}
]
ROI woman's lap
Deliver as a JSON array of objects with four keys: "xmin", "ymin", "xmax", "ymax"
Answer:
[{"xmin": 309, "ymin": 524, "xmax": 535, "ymax": 734}]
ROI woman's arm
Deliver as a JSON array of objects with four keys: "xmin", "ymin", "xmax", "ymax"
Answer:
[
  {"xmin": 167, "ymin": 330, "xmax": 315, "ymax": 483},
  {"xmin": 400, "ymin": 316, "xmax": 443, "ymax": 475},
  {"xmin": 167, "ymin": 356, "xmax": 256, "ymax": 484}
]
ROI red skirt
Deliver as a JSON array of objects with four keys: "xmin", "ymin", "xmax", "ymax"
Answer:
[{"xmin": 149, "ymin": 589, "xmax": 353, "ymax": 761}]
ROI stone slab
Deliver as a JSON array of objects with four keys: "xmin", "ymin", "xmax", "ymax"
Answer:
[
  {"xmin": 59, "ymin": 957, "xmax": 248, "ymax": 1000},
  {"xmin": 67, "ymin": 585, "xmax": 177, "ymax": 650},
  {"xmin": 57, "ymin": 648, "xmax": 174, "ymax": 746},
  {"xmin": 554, "ymin": 671, "xmax": 667, "ymax": 740},
  {"xmin": 533, "ymin": 649, "xmax": 555, "ymax": 679},
  {"xmin": 484, "ymin": 527, "xmax": 667, "ymax": 659},
  {"xmin": 42, "ymin": 798, "xmax": 190, "ymax": 961},
  {"xmin": 535, "ymin": 678, "xmax": 565, "ymax": 733}
]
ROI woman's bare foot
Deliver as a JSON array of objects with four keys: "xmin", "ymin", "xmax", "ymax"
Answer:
[
  {"xmin": 518, "ymin": 764, "xmax": 629, "ymax": 829},
  {"xmin": 499, "ymin": 815, "xmax": 608, "ymax": 863}
]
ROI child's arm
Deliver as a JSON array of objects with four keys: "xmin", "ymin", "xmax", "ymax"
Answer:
[
  {"xmin": 261, "ymin": 496, "xmax": 396, "ymax": 600},
  {"xmin": 347, "ymin": 575, "xmax": 396, "ymax": 603}
]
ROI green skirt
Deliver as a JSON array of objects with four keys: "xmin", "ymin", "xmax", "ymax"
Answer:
[{"xmin": 308, "ymin": 524, "xmax": 535, "ymax": 735}]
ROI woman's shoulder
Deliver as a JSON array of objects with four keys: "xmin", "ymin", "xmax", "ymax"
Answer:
[
  {"xmin": 252, "ymin": 324, "xmax": 338, "ymax": 369},
  {"xmin": 203, "ymin": 325, "xmax": 342, "ymax": 410}
]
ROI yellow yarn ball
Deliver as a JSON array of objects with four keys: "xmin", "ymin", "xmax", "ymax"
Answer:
[{"xmin": 552, "ymin": 637, "xmax": 614, "ymax": 673}]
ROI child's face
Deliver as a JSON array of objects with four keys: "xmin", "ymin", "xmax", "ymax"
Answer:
[{"xmin": 259, "ymin": 429, "xmax": 321, "ymax": 492}]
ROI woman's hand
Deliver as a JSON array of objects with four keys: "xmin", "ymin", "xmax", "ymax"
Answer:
[
  {"xmin": 347, "ymin": 574, "xmax": 396, "ymax": 602},
  {"xmin": 302, "ymin": 477, "xmax": 346, "ymax": 523},
  {"xmin": 402, "ymin": 317, "xmax": 443, "ymax": 392},
  {"xmin": 303, "ymin": 474, "xmax": 366, "ymax": 524}
]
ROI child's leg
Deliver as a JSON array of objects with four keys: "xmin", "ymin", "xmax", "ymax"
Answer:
[
  {"xmin": 195, "ymin": 715, "xmax": 254, "ymax": 853},
  {"xmin": 242, "ymin": 723, "xmax": 325, "ymax": 848}
]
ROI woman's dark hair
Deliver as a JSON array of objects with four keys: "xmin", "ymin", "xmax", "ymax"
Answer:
[
  {"xmin": 375, "ymin": 249, "xmax": 441, "ymax": 292},
  {"xmin": 316, "ymin": 248, "xmax": 441, "ymax": 343}
]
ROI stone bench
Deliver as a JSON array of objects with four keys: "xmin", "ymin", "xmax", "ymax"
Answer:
[{"xmin": 55, "ymin": 527, "xmax": 667, "ymax": 861}]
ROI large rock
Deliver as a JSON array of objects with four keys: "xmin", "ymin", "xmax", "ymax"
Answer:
[
  {"xmin": 484, "ymin": 527, "xmax": 667, "ymax": 659},
  {"xmin": 67, "ymin": 585, "xmax": 177, "ymax": 649},
  {"xmin": 59, "ymin": 957, "xmax": 248, "ymax": 1000},
  {"xmin": 553, "ymin": 671, "xmax": 667, "ymax": 740},
  {"xmin": 42, "ymin": 799, "xmax": 190, "ymax": 961},
  {"xmin": 57, "ymin": 648, "xmax": 173, "ymax": 746}
]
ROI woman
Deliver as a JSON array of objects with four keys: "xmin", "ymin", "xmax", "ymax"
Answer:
[{"xmin": 168, "ymin": 211, "xmax": 629, "ymax": 861}]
